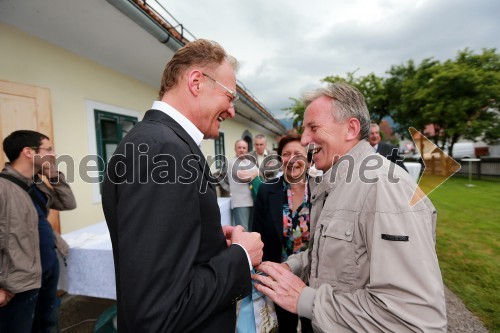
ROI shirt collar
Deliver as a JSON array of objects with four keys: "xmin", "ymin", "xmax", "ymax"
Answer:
[{"xmin": 152, "ymin": 101, "xmax": 204, "ymax": 147}]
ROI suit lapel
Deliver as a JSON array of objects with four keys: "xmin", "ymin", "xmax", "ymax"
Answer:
[{"xmin": 143, "ymin": 110, "xmax": 215, "ymax": 192}]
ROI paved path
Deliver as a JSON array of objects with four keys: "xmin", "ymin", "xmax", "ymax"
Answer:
[
  {"xmin": 445, "ymin": 286, "xmax": 489, "ymax": 332},
  {"xmin": 59, "ymin": 285, "xmax": 489, "ymax": 332}
]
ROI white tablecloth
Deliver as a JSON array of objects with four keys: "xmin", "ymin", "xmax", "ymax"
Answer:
[
  {"xmin": 404, "ymin": 162, "xmax": 422, "ymax": 182},
  {"xmin": 58, "ymin": 197, "xmax": 231, "ymax": 299}
]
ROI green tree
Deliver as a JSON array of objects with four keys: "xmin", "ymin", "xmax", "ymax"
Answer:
[
  {"xmin": 323, "ymin": 72, "xmax": 389, "ymax": 123},
  {"xmin": 285, "ymin": 48, "xmax": 500, "ymax": 151},
  {"xmin": 285, "ymin": 71, "xmax": 389, "ymax": 131},
  {"xmin": 405, "ymin": 49, "xmax": 500, "ymax": 153},
  {"xmin": 386, "ymin": 58, "xmax": 440, "ymax": 141},
  {"xmin": 283, "ymin": 97, "xmax": 306, "ymax": 132}
]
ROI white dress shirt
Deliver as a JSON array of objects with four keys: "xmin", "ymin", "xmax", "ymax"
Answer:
[{"xmin": 152, "ymin": 101, "xmax": 203, "ymax": 147}]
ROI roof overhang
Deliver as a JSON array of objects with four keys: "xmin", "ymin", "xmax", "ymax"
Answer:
[{"xmin": 0, "ymin": 0, "xmax": 286, "ymax": 135}]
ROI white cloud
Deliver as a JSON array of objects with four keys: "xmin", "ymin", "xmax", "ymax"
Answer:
[{"xmin": 160, "ymin": 0, "xmax": 500, "ymax": 118}]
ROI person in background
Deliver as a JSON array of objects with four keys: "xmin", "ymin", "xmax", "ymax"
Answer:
[
  {"xmin": 250, "ymin": 134, "xmax": 268, "ymax": 167},
  {"xmin": 253, "ymin": 83, "xmax": 447, "ymax": 332},
  {"xmin": 249, "ymin": 134, "xmax": 280, "ymax": 181},
  {"xmin": 102, "ymin": 39, "xmax": 263, "ymax": 333},
  {"xmin": 0, "ymin": 130, "xmax": 76, "ymax": 333},
  {"xmin": 253, "ymin": 134, "xmax": 313, "ymax": 333},
  {"xmin": 227, "ymin": 139, "xmax": 258, "ymax": 231},
  {"xmin": 369, "ymin": 123, "xmax": 408, "ymax": 172}
]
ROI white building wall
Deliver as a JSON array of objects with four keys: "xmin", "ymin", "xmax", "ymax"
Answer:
[{"xmin": 1, "ymin": 23, "xmax": 281, "ymax": 231}]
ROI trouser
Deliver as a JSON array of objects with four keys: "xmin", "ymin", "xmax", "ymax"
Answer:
[
  {"xmin": 0, "ymin": 288, "xmax": 39, "ymax": 333},
  {"xmin": 232, "ymin": 207, "xmax": 253, "ymax": 231},
  {"xmin": 274, "ymin": 303, "xmax": 313, "ymax": 333},
  {"xmin": 275, "ymin": 303, "xmax": 298, "ymax": 332},
  {"xmin": 32, "ymin": 261, "xmax": 60, "ymax": 333}
]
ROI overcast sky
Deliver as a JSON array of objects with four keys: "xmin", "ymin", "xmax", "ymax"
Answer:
[{"xmin": 160, "ymin": 0, "xmax": 499, "ymax": 119}]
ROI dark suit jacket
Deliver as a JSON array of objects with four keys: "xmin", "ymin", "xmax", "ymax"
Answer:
[
  {"xmin": 377, "ymin": 142, "xmax": 408, "ymax": 172},
  {"xmin": 102, "ymin": 110, "xmax": 251, "ymax": 333},
  {"xmin": 252, "ymin": 176, "xmax": 285, "ymax": 263}
]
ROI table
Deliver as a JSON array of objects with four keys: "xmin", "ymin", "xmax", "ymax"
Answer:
[
  {"xmin": 58, "ymin": 197, "xmax": 232, "ymax": 299},
  {"xmin": 58, "ymin": 222, "xmax": 115, "ymax": 299},
  {"xmin": 403, "ymin": 162, "xmax": 422, "ymax": 182},
  {"xmin": 461, "ymin": 158, "xmax": 481, "ymax": 187}
]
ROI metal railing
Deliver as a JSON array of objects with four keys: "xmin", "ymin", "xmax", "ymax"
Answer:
[{"xmin": 456, "ymin": 157, "xmax": 500, "ymax": 179}]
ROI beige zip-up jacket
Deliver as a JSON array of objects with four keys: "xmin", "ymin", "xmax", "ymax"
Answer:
[
  {"xmin": 0, "ymin": 164, "xmax": 76, "ymax": 293},
  {"xmin": 286, "ymin": 141, "xmax": 447, "ymax": 332}
]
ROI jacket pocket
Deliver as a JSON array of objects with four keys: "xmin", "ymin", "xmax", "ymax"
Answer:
[
  {"xmin": 316, "ymin": 215, "xmax": 357, "ymax": 288},
  {"xmin": 322, "ymin": 219, "xmax": 354, "ymax": 241}
]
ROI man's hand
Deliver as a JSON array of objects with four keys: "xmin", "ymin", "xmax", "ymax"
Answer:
[
  {"xmin": 230, "ymin": 226, "xmax": 263, "ymax": 266},
  {"xmin": 41, "ymin": 158, "xmax": 59, "ymax": 179},
  {"xmin": 236, "ymin": 168, "xmax": 259, "ymax": 183},
  {"xmin": 0, "ymin": 288, "xmax": 14, "ymax": 307},
  {"xmin": 222, "ymin": 225, "xmax": 235, "ymax": 247},
  {"xmin": 252, "ymin": 261, "xmax": 306, "ymax": 314}
]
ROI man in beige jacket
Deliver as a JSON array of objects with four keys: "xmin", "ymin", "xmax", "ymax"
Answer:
[
  {"xmin": 254, "ymin": 83, "xmax": 447, "ymax": 332},
  {"xmin": 0, "ymin": 130, "xmax": 76, "ymax": 333}
]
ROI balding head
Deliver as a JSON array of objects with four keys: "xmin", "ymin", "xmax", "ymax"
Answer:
[{"xmin": 234, "ymin": 139, "xmax": 248, "ymax": 157}]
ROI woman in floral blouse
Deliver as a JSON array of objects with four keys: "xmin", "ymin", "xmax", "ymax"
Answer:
[{"xmin": 253, "ymin": 134, "xmax": 312, "ymax": 333}]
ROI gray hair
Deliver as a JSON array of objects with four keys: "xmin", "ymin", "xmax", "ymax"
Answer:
[
  {"xmin": 254, "ymin": 134, "xmax": 266, "ymax": 141},
  {"xmin": 303, "ymin": 82, "xmax": 371, "ymax": 140},
  {"xmin": 234, "ymin": 139, "xmax": 247, "ymax": 148},
  {"xmin": 370, "ymin": 123, "xmax": 380, "ymax": 132}
]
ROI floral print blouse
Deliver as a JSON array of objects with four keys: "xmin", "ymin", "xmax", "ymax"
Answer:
[{"xmin": 281, "ymin": 180, "xmax": 311, "ymax": 262}]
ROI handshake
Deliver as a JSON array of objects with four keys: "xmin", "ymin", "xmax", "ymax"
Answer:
[{"xmin": 222, "ymin": 225, "xmax": 263, "ymax": 266}]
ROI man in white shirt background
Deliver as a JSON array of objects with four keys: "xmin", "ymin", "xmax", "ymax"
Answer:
[{"xmin": 228, "ymin": 139, "xmax": 258, "ymax": 231}]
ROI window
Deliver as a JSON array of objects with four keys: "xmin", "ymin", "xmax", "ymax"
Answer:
[
  {"xmin": 86, "ymin": 100, "xmax": 141, "ymax": 203},
  {"xmin": 214, "ymin": 132, "xmax": 226, "ymax": 169},
  {"xmin": 242, "ymin": 130, "xmax": 253, "ymax": 152},
  {"xmin": 94, "ymin": 110, "xmax": 138, "ymax": 186}
]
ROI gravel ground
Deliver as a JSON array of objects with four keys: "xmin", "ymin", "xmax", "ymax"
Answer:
[
  {"xmin": 59, "ymin": 285, "xmax": 490, "ymax": 332},
  {"xmin": 445, "ymin": 285, "xmax": 489, "ymax": 333}
]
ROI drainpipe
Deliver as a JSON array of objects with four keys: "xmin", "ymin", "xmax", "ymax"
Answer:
[{"xmin": 106, "ymin": 0, "xmax": 184, "ymax": 51}]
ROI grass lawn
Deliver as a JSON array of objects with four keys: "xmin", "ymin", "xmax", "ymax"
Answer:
[{"xmin": 427, "ymin": 175, "xmax": 499, "ymax": 332}]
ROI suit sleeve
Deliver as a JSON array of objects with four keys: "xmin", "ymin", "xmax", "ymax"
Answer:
[{"xmin": 104, "ymin": 130, "xmax": 251, "ymax": 332}]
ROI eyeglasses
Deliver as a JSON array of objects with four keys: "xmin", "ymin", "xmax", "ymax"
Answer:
[
  {"xmin": 202, "ymin": 73, "xmax": 239, "ymax": 105},
  {"xmin": 30, "ymin": 147, "xmax": 54, "ymax": 153}
]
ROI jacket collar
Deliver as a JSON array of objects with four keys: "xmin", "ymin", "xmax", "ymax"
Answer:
[
  {"xmin": 2, "ymin": 163, "xmax": 33, "ymax": 186},
  {"xmin": 143, "ymin": 109, "xmax": 215, "ymax": 191},
  {"xmin": 151, "ymin": 101, "xmax": 203, "ymax": 147}
]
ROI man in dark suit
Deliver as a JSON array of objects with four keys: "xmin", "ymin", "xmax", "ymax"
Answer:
[
  {"xmin": 102, "ymin": 39, "xmax": 263, "ymax": 333},
  {"xmin": 369, "ymin": 123, "xmax": 408, "ymax": 172}
]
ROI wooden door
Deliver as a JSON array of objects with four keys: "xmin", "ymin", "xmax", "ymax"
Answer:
[{"xmin": 0, "ymin": 80, "xmax": 61, "ymax": 233}]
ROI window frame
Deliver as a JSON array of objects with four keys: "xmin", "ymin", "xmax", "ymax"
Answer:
[
  {"xmin": 86, "ymin": 100, "xmax": 141, "ymax": 203},
  {"xmin": 214, "ymin": 131, "xmax": 226, "ymax": 169}
]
